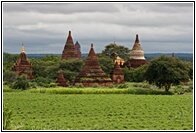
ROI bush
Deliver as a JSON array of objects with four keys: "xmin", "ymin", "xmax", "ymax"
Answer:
[
  {"xmin": 117, "ymin": 84, "xmax": 128, "ymax": 89},
  {"xmin": 75, "ymin": 83, "xmax": 84, "ymax": 88},
  {"xmin": 92, "ymin": 83, "xmax": 99, "ymax": 88},
  {"xmin": 11, "ymin": 76, "xmax": 30, "ymax": 90}
]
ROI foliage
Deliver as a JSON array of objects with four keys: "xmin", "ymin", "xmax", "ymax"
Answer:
[
  {"xmin": 98, "ymin": 56, "xmax": 114, "ymax": 75},
  {"xmin": 3, "ymin": 70, "xmax": 17, "ymax": 85},
  {"xmin": 29, "ymin": 87, "xmax": 173, "ymax": 95},
  {"xmin": 3, "ymin": 92, "xmax": 192, "ymax": 130},
  {"xmin": 3, "ymin": 52, "xmax": 19, "ymax": 70},
  {"xmin": 101, "ymin": 43, "xmax": 131, "ymax": 61},
  {"xmin": 3, "ymin": 104, "xmax": 12, "ymax": 130},
  {"xmin": 117, "ymin": 83, "xmax": 129, "ymax": 89},
  {"xmin": 11, "ymin": 76, "xmax": 30, "ymax": 90},
  {"xmin": 33, "ymin": 77, "xmax": 55, "ymax": 88},
  {"xmin": 59, "ymin": 59, "xmax": 84, "ymax": 72},
  {"xmin": 145, "ymin": 55, "xmax": 190, "ymax": 92},
  {"xmin": 122, "ymin": 65, "xmax": 148, "ymax": 82},
  {"xmin": 75, "ymin": 83, "xmax": 84, "ymax": 88}
]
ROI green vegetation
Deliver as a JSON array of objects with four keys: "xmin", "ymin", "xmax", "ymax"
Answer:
[
  {"xmin": 145, "ymin": 55, "xmax": 192, "ymax": 92},
  {"xmin": 3, "ymin": 92, "xmax": 193, "ymax": 130},
  {"xmin": 100, "ymin": 43, "xmax": 131, "ymax": 61}
]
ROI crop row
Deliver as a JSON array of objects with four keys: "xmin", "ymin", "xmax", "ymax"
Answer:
[{"xmin": 3, "ymin": 92, "xmax": 193, "ymax": 130}]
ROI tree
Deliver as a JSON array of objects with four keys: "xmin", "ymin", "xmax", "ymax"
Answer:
[
  {"xmin": 11, "ymin": 76, "xmax": 30, "ymax": 90},
  {"xmin": 122, "ymin": 64, "xmax": 148, "ymax": 82},
  {"xmin": 97, "ymin": 56, "xmax": 114, "ymax": 75},
  {"xmin": 144, "ymin": 55, "xmax": 190, "ymax": 92},
  {"xmin": 101, "ymin": 43, "xmax": 131, "ymax": 61},
  {"xmin": 3, "ymin": 52, "xmax": 19, "ymax": 71}
]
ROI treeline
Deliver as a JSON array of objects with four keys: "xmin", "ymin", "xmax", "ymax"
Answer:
[
  {"xmin": 3, "ymin": 43, "xmax": 193, "ymax": 92},
  {"xmin": 25, "ymin": 53, "xmax": 193, "ymax": 62}
]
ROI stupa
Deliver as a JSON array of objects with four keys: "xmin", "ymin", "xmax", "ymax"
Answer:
[
  {"xmin": 75, "ymin": 41, "xmax": 82, "ymax": 58},
  {"xmin": 110, "ymin": 62, "xmax": 124, "ymax": 84},
  {"xmin": 75, "ymin": 44, "xmax": 112, "ymax": 87},
  {"xmin": 124, "ymin": 34, "xmax": 148, "ymax": 69},
  {"xmin": 12, "ymin": 44, "xmax": 33, "ymax": 79},
  {"xmin": 56, "ymin": 69, "xmax": 68, "ymax": 87},
  {"xmin": 62, "ymin": 31, "xmax": 81, "ymax": 60}
]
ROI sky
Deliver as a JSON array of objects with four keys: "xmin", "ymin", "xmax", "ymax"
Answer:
[{"xmin": 3, "ymin": 2, "xmax": 194, "ymax": 54}]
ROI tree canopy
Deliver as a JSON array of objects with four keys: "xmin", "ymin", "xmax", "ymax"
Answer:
[
  {"xmin": 101, "ymin": 43, "xmax": 131, "ymax": 61},
  {"xmin": 144, "ymin": 55, "xmax": 191, "ymax": 92}
]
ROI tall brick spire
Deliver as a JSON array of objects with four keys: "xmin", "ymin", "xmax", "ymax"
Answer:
[{"xmin": 75, "ymin": 44, "xmax": 112, "ymax": 87}]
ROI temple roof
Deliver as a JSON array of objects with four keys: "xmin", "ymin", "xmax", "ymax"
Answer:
[
  {"xmin": 75, "ymin": 41, "xmax": 80, "ymax": 46},
  {"xmin": 130, "ymin": 34, "xmax": 145, "ymax": 60},
  {"xmin": 65, "ymin": 31, "xmax": 74, "ymax": 46},
  {"xmin": 75, "ymin": 43, "xmax": 112, "ymax": 82},
  {"xmin": 111, "ymin": 62, "xmax": 124, "ymax": 75}
]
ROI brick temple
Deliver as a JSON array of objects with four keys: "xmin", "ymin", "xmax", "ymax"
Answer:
[
  {"xmin": 56, "ymin": 69, "xmax": 68, "ymax": 87},
  {"xmin": 62, "ymin": 31, "xmax": 81, "ymax": 60},
  {"xmin": 110, "ymin": 62, "xmax": 124, "ymax": 84},
  {"xmin": 75, "ymin": 44, "xmax": 112, "ymax": 87},
  {"xmin": 124, "ymin": 34, "xmax": 148, "ymax": 69},
  {"xmin": 12, "ymin": 44, "xmax": 33, "ymax": 79}
]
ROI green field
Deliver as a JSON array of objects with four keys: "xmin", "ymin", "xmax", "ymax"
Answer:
[{"xmin": 3, "ymin": 91, "xmax": 193, "ymax": 130}]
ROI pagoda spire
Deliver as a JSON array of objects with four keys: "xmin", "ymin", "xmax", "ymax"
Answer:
[
  {"xmin": 135, "ymin": 34, "xmax": 139, "ymax": 43},
  {"xmin": 21, "ymin": 43, "xmax": 25, "ymax": 53}
]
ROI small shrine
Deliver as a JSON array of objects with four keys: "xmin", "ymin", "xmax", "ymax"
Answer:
[
  {"xmin": 110, "ymin": 62, "xmax": 124, "ymax": 84},
  {"xmin": 75, "ymin": 44, "xmax": 112, "ymax": 87},
  {"xmin": 124, "ymin": 34, "xmax": 148, "ymax": 69},
  {"xmin": 56, "ymin": 69, "xmax": 68, "ymax": 87},
  {"xmin": 62, "ymin": 31, "xmax": 81, "ymax": 60},
  {"xmin": 12, "ymin": 44, "xmax": 33, "ymax": 79}
]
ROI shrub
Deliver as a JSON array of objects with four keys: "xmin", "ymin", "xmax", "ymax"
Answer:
[
  {"xmin": 11, "ymin": 76, "xmax": 30, "ymax": 90},
  {"xmin": 117, "ymin": 84, "xmax": 128, "ymax": 89},
  {"xmin": 109, "ymin": 84, "xmax": 116, "ymax": 88},
  {"xmin": 75, "ymin": 83, "xmax": 84, "ymax": 88},
  {"xmin": 92, "ymin": 83, "xmax": 99, "ymax": 88}
]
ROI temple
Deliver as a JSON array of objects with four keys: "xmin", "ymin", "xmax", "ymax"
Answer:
[
  {"xmin": 12, "ymin": 44, "xmax": 33, "ymax": 79},
  {"xmin": 56, "ymin": 69, "xmax": 68, "ymax": 87},
  {"xmin": 123, "ymin": 34, "xmax": 148, "ymax": 69},
  {"xmin": 62, "ymin": 31, "xmax": 81, "ymax": 60},
  {"xmin": 110, "ymin": 62, "xmax": 124, "ymax": 84},
  {"xmin": 75, "ymin": 44, "xmax": 112, "ymax": 87},
  {"xmin": 75, "ymin": 41, "xmax": 82, "ymax": 58}
]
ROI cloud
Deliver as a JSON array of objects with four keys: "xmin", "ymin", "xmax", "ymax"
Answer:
[{"xmin": 2, "ymin": 2, "xmax": 193, "ymax": 54}]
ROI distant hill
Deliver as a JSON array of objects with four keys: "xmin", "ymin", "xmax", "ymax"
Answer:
[{"xmin": 26, "ymin": 53, "xmax": 193, "ymax": 62}]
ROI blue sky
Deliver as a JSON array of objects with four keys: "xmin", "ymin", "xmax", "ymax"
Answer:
[{"xmin": 3, "ymin": 2, "xmax": 194, "ymax": 54}]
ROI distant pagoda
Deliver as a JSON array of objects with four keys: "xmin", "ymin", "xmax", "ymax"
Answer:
[
  {"xmin": 124, "ymin": 34, "xmax": 148, "ymax": 69},
  {"xmin": 12, "ymin": 43, "xmax": 33, "ymax": 79},
  {"xmin": 110, "ymin": 62, "xmax": 124, "ymax": 84},
  {"xmin": 56, "ymin": 69, "xmax": 68, "ymax": 87},
  {"xmin": 75, "ymin": 44, "xmax": 112, "ymax": 87},
  {"xmin": 75, "ymin": 41, "xmax": 82, "ymax": 58},
  {"xmin": 62, "ymin": 31, "xmax": 81, "ymax": 60}
]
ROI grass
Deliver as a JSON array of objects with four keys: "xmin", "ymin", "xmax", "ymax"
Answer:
[
  {"xmin": 3, "ymin": 91, "xmax": 193, "ymax": 130},
  {"xmin": 29, "ymin": 87, "xmax": 173, "ymax": 95}
]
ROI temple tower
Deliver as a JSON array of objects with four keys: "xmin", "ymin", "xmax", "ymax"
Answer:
[
  {"xmin": 110, "ymin": 62, "xmax": 124, "ymax": 84},
  {"xmin": 62, "ymin": 31, "xmax": 80, "ymax": 60},
  {"xmin": 75, "ymin": 41, "xmax": 82, "ymax": 58},
  {"xmin": 56, "ymin": 69, "xmax": 68, "ymax": 87},
  {"xmin": 124, "ymin": 34, "xmax": 148, "ymax": 69},
  {"xmin": 75, "ymin": 44, "xmax": 112, "ymax": 87},
  {"xmin": 12, "ymin": 43, "xmax": 33, "ymax": 79}
]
